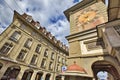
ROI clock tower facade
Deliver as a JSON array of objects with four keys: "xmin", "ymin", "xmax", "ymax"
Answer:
[{"xmin": 64, "ymin": 0, "xmax": 120, "ymax": 79}]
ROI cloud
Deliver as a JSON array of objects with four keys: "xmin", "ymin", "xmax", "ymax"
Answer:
[{"xmin": 0, "ymin": 0, "xmax": 81, "ymax": 44}]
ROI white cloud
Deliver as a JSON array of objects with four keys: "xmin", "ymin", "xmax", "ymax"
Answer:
[{"xmin": 0, "ymin": 0, "xmax": 81, "ymax": 45}]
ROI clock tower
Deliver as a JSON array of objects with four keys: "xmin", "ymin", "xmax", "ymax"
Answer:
[
  {"xmin": 64, "ymin": 0, "xmax": 108, "ymax": 34},
  {"xmin": 63, "ymin": 0, "xmax": 120, "ymax": 79},
  {"xmin": 63, "ymin": 0, "xmax": 114, "ymax": 79}
]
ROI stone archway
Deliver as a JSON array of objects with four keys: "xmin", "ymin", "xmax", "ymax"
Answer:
[
  {"xmin": 1, "ymin": 66, "xmax": 20, "ymax": 80},
  {"xmin": 92, "ymin": 61, "xmax": 120, "ymax": 80}
]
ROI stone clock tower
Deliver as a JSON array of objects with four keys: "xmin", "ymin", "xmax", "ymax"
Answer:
[{"xmin": 64, "ymin": 0, "xmax": 120, "ymax": 79}]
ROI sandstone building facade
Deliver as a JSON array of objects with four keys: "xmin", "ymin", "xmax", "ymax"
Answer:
[{"xmin": 0, "ymin": 11, "xmax": 68, "ymax": 80}]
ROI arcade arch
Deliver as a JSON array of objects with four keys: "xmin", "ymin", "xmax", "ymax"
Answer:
[
  {"xmin": 92, "ymin": 61, "xmax": 120, "ymax": 80},
  {"xmin": 1, "ymin": 66, "xmax": 20, "ymax": 80}
]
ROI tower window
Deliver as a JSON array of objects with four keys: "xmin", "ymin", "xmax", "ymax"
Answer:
[
  {"xmin": 10, "ymin": 31, "xmax": 21, "ymax": 42},
  {"xmin": 35, "ymin": 44, "xmax": 41, "ymax": 53},
  {"xmin": 17, "ymin": 49, "xmax": 27, "ymax": 61},
  {"xmin": 30, "ymin": 55, "xmax": 38, "ymax": 65},
  {"xmin": 24, "ymin": 38, "xmax": 32, "ymax": 49},
  {"xmin": 0, "ymin": 43, "xmax": 13, "ymax": 55}
]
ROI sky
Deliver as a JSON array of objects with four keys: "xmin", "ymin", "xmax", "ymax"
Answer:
[{"xmin": 0, "ymin": 0, "xmax": 81, "ymax": 45}]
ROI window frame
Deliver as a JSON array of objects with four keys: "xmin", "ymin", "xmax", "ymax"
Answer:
[
  {"xmin": 30, "ymin": 55, "xmax": 38, "ymax": 65},
  {"xmin": 0, "ymin": 42, "xmax": 13, "ymax": 55},
  {"xmin": 41, "ymin": 59, "xmax": 46, "ymax": 68},
  {"xmin": 24, "ymin": 38, "xmax": 33, "ymax": 49},
  {"xmin": 35, "ymin": 44, "xmax": 41, "ymax": 53},
  {"xmin": 10, "ymin": 31, "xmax": 21, "ymax": 42},
  {"xmin": 44, "ymin": 49, "xmax": 48, "ymax": 57},
  {"xmin": 17, "ymin": 49, "xmax": 27, "ymax": 61}
]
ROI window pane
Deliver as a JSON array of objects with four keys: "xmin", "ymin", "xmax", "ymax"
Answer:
[
  {"xmin": 24, "ymin": 39, "xmax": 32, "ymax": 49},
  {"xmin": 0, "ymin": 43, "xmax": 13, "ymax": 55},
  {"xmin": 35, "ymin": 44, "xmax": 41, "ymax": 53},
  {"xmin": 17, "ymin": 50, "xmax": 27, "ymax": 60},
  {"xmin": 30, "ymin": 55, "xmax": 37, "ymax": 65},
  {"xmin": 41, "ymin": 59, "xmax": 46, "ymax": 68},
  {"xmin": 51, "ymin": 53, "xmax": 54, "ymax": 60},
  {"xmin": 10, "ymin": 31, "xmax": 21, "ymax": 42},
  {"xmin": 49, "ymin": 62, "xmax": 53, "ymax": 70},
  {"xmin": 44, "ymin": 49, "xmax": 48, "ymax": 57}
]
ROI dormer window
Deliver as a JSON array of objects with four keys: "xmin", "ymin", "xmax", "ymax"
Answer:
[
  {"xmin": 26, "ymin": 16, "xmax": 32, "ymax": 22},
  {"xmin": 35, "ymin": 22, "xmax": 40, "ymax": 29}
]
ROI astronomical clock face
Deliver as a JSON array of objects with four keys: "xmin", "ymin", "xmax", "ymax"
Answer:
[{"xmin": 74, "ymin": 5, "xmax": 105, "ymax": 32}]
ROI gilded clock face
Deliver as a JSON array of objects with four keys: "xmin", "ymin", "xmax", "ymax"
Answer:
[{"xmin": 78, "ymin": 11, "xmax": 96, "ymax": 23}]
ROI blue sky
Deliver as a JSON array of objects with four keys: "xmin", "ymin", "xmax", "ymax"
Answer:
[{"xmin": 0, "ymin": 0, "xmax": 81, "ymax": 45}]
